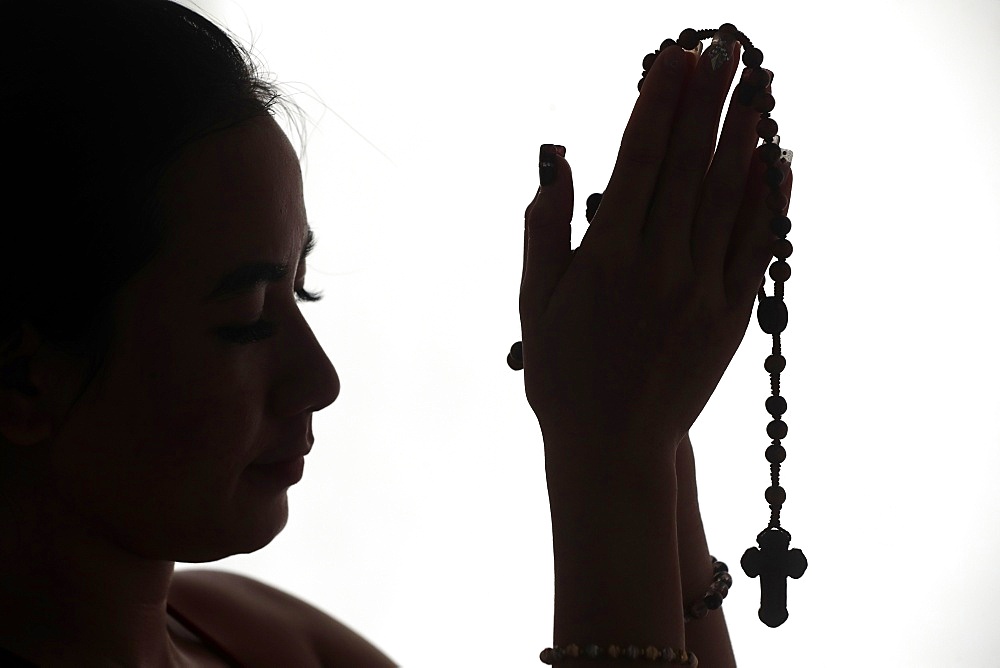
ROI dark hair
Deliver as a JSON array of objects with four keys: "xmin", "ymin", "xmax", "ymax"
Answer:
[{"xmin": 0, "ymin": 0, "xmax": 300, "ymax": 386}]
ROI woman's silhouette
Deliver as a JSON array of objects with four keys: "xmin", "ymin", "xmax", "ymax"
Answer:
[{"xmin": 0, "ymin": 2, "xmax": 788, "ymax": 665}]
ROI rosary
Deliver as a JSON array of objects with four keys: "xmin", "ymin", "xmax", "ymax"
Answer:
[{"xmin": 509, "ymin": 24, "xmax": 806, "ymax": 652}]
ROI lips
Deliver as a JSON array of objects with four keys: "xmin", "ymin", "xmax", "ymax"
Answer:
[
  {"xmin": 245, "ymin": 454, "xmax": 305, "ymax": 488},
  {"xmin": 252, "ymin": 444, "xmax": 311, "ymax": 467},
  {"xmin": 252, "ymin": 428, "xmax": 314, "ymax": 467}
]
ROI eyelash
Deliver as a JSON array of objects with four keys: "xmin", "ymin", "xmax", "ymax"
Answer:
[
  {"xmin": 218, "ymin": 287, "xmax": 322, "ymax": 345},
  {"xmin": 295, "ymin": 286, "xmax": 322, "ymax": 303}
]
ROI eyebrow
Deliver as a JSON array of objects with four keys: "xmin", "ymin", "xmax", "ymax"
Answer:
[{"xmin": 207, "ymin": 228, "xmax": 315, "ymax": 302}]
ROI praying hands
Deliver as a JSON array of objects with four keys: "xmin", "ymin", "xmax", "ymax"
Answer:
[{"xmin": 516, "ymin": 25, "xmax": 792, "ymax": 665}]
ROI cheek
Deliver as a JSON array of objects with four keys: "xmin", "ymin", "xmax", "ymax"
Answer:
[
  {"xmin": 65, "ymin": 314, "xmax": 271, "ymax": 482},
  {"xmin": 44, "ymin": 330, "xmax": 275, "ymax": 556},
  {"xmin": 119, "ymin": 349, "xmax": 267, "ymax": 470},
  {"xmin": 125, "ymin": 301, "xmax": 270, "ymax": 447}
]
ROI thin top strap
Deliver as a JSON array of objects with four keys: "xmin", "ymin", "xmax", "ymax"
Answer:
[{"xmin": 166, "ymin": 602, "xmax": 244, "ymax": 667}]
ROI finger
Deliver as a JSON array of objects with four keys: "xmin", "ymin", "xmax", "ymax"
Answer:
[
  {"xmin": 692, "ymin": 71, "xmax": 773, "ymax": 291},
  {"xmin": 521, "ymin": 190, "xmax": 539, "ymax": 286},
  {"xmin": 724, "ymin": 148, "xmax": 793, "ymax": 310},
  {"xmin": 521, "ymin": 144, "xmax": 573, "ymax": 326},
  {"xmin": 592, "ymin": 45, "xmax": 694, "ymax": 243},
  {"xmin": 645, "ymin": 32, "xmax": 742, "ymax": 259}
]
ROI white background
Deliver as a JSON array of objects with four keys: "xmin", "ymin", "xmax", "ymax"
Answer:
[{"xmin": 173, "ymin": 1, "xmax": 1000, "ymax": 665}]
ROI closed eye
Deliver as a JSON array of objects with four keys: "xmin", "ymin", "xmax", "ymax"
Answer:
[{"xmin": 217, "ymin": 286, "xmax": 322, "ymax": 345}]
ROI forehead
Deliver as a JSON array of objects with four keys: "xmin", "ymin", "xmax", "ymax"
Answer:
[{"xmin": 153, "ymin": 114, "xmax": 307, "ymax": 267}]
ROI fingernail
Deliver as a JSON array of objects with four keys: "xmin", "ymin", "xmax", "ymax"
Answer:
[
  {"xmin": 704, "ymin": 31, "xmax": 735, "ymax": 71},
  {"xmin": 539, "ymin": 144, "xmax": 562, "ymax": 187}
]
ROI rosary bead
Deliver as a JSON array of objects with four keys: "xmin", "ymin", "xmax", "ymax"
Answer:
[
  {"xmin": 764, "ymin": 166, "xmax": 784, "ymax": 187},
  {"xmin": 586, "ymin": 192, "xmax": 603, "ymax": 223},
  {"xmin": 718, "ymin": 22, "xmax": 738, "ymax": 35},
  {"xmin": 753, "ymin": 92, "xmax": 776, "ymax": 113},
  {"xmin": 645, "ymin": 646, "xmax": 659, "ymax": 660},
  {"xmin": 765, "ymin": 485, "xmax": 786, "ymax": 505},
  {"xmin": 770, "ymin": 215, "xmax": 791, "ymax": 236},
  {"xmin": 564, "ymin": 644, "xmax": 580, "ymax": 658},
  {"xmin": 624, "ymin": 645, "xmax": 641, "ymax": 659},
  {"xmin": 713, "ymin": 560, "xmax": 728, "ymax": 574},
  {"xmin": 582, "ymin": 645, "xmax": 600, "ymax": 658},
  {"xmin": 764, "ymin": 354, "xmax": 786, "ymax": 373},
  {"xmin": 678, "ymin": 28, "xmax": 699, "ymax": 50},
  {"xmin": 742, "ymin": 47, "xmax": 764, "ymax": 68},
  {"xmin": 718, "ymin": 571, "xmax": 733, "ymax": 587},
  {"xmin": 767, "ymin": 419, "xmax": 788, "ymax": 440},
  {"xmin": 769, "ymin": 260, "xmax": 791, "ymax": 282},
  {"xmin": 643, "ymin": 52, "xmax": 658, "ymax": 71},
  {"xmin": 756, "ymin": 117, "xmax": 778, "ymax": 140},
  {"xmin": 607, "ymin": 644, "xmax": 621, "ymax": 658},
  {"xmin": 757, "ymin": 296, "xmax": 788, "ymax": 335},
  {"xmin": 765, "ymin": 395, "xmax": 787, "ymax": 416},
  {"xmin": 637, "ymin": 77, "xmax": 646, "ymax": 93},
  {"xmin": 765, "ymin": 444, "xmax": 787, "ymax": 463},
  {"xmin": 507, "ymin": 341, "xmax": 524, "ymax": 371},
  {"xmin": 773, "ymin": 239, "xmax": 793, "ymax": 259},
  {"xmin": 759, "ymin": 143, "xmax": 782, "ymax": 165},
  {"xmin": 705, "ymin": 592, "xmax": 724, "ymax": 610},
  {"xmin": 660, "ymin": 38, "xmax": 677, "ymax": 50},
  {"xmin": 744, "ymin": 67, "xmax": 771, "ymax": 89},
  {"xmin": 662, "ymin": 647, "xmax": 677, "ymax": 662},
  {"xmin": 766, "ymin": 190, "xmax": 788, "ymax": 212}
]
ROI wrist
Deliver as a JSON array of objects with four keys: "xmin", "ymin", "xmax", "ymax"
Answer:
[
  {"xmin": 543, "ymin": 434, "xmax": 683, "ymax": 647},
  {"xmin": 675, "ymin": 435, "xmax": 712, "ymax": 600},
  {"xmin": 541, "ymin": 423, "xmax": 683, "ymax": 484}
]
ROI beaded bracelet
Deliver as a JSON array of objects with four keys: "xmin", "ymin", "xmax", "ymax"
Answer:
[
  {"xmin": 683, "ymin": 557, "xmax": 732, "ymax": 622},
  {"xmin": 538, "ymin": 558, "xmax": 724, "ymax": 665},
  {"xmin": 540, "ymin": 645, "xmax": 698, "ymax": 666}
]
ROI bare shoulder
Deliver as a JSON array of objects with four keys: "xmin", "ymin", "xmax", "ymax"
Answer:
[{"xmin": 170, "ymin": 569, "xmax": 396, "ymax": 667}]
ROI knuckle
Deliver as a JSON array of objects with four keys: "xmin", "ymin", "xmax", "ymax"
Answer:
[{"xmin": 618, "ymin": 139, "xmax": 662, "ymax": 170}]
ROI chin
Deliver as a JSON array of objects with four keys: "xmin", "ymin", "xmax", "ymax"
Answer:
[{"xmin": 162, "ymin": 494, "xmax": 291, "ymax": 563}]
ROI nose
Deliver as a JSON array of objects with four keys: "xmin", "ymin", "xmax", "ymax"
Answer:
[{"xmin": 271, "ymin": 307, "xmax": 340, "ymax": 417}]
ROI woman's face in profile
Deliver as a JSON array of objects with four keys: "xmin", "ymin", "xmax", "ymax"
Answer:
[{"xmin": 40, "ymin": 114, "xmax": 340, "ymax": 563}]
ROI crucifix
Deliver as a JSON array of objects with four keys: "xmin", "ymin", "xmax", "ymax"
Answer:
[{"xmin": 741, "ymin": 527, "xmax": 807, "ymax": 627}]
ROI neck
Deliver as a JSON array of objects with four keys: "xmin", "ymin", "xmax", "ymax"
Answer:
[{"xmin": 0, "ymin": 475, "xmax": 185, "ymax": 667}]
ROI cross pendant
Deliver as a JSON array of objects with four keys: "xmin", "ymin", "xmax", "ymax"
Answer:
[{"xmin": 741, "ymin": 527, "xmax": 807, "ymax": 627}]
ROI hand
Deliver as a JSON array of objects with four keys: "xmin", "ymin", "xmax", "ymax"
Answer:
[{"xmin": 519, "ymin": 38, "xmax": 792, "ymax": 462}]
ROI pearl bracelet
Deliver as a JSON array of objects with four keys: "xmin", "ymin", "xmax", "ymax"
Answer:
[
  {"xmin": 539, "ymin": 557, "xmax": 725, "ymax": 664},
  {"xmin": 540, "ymin": 644, "xmax": 698, "ymax": 666}
]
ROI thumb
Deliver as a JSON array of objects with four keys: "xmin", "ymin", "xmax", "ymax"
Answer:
[{"xmin": 520, "ymin": 144, "xmax": 574, "ymax": 327}]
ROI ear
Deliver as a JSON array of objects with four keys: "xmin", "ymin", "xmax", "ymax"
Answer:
[{"xmin": 0, "ymin": 324, "xmax": 55, "ymax": 446}]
